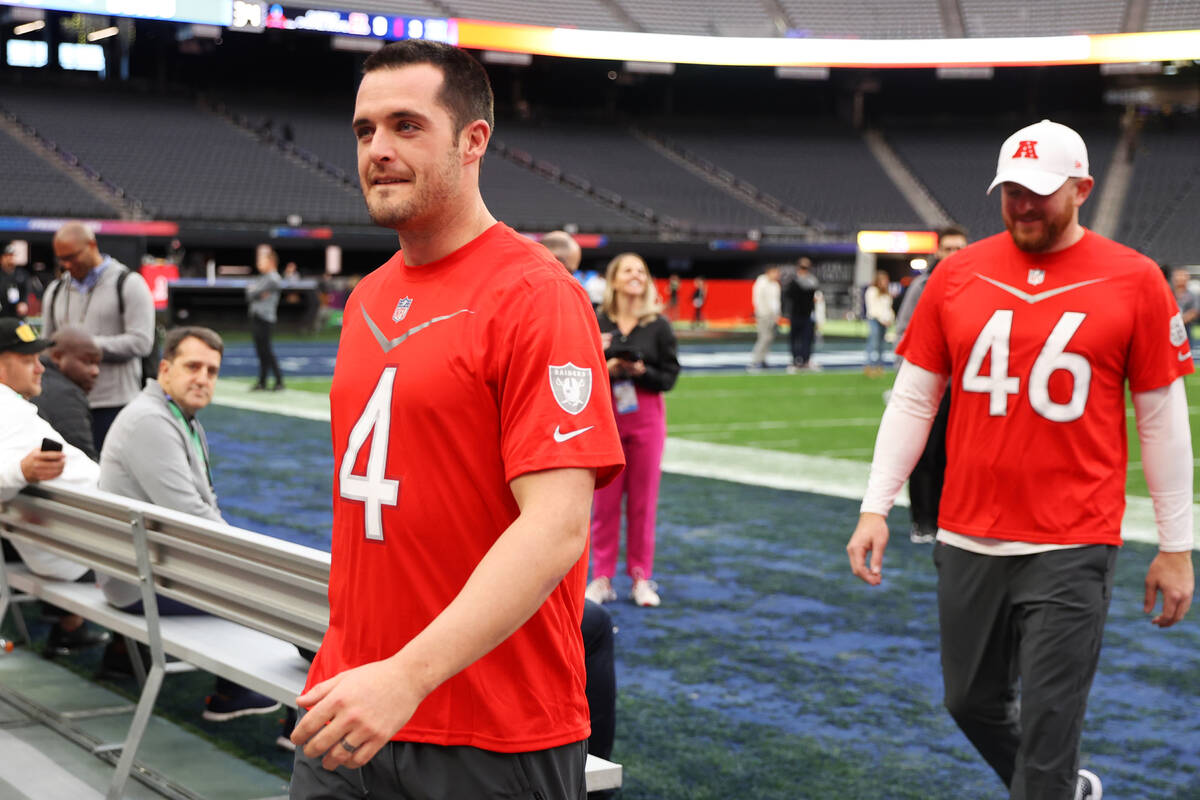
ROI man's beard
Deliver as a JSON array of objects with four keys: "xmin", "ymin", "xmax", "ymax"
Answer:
[
  {"xmin": 1006, "ymin": 200, "xmax": 1074, "ymax": 253},
  {"xmin": 362, "ymin": 151, "xmax": 459, "ymax": 231}
]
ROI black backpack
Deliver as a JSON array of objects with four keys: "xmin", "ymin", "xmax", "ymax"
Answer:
[{"xmin": 44, "ymin": 268, "xmax": 163, "ymax": 386}]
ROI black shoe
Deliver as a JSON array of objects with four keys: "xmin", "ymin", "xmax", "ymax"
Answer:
[
  {"xmin": 44, "ymin": 623, "xmax": 111, "ymax": 658},
  {"xmin": 250, "ymin": 383, "xmax": 268, "ymax": 392},
  {"xmin": 97, "ymin": 638, "xmax": 149, "ymax": 679},
  {"xmin": 271, "ymin": 382, "xmax": 286, "ymax": 391}
]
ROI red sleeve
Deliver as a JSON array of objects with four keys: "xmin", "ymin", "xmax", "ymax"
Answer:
[
  {"xmin": 496, "ymin": 277, "xmax": 625, "ymax": 488},
  {"xmin": 895, "ymin": 263, "xmax": 952, "ymax": 376},
  {"xmin": 1128, "ymin": 263, "xmax": 1195, "ymax": 392}
]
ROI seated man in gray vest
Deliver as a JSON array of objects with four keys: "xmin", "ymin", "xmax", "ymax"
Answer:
[{"xmin": 99, "ymin": 326, "xmax": 280, "ymax": 721}]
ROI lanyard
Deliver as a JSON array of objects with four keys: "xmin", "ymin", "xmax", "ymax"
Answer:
[{"xmin": 166, "ymin": 397, "xmax": 213, "ymax": 489}]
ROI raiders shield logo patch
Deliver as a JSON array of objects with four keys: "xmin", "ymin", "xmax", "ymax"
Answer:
[
  {"xmin": 1169, "ymin": 312, "xmax": 1188, "ymax": 348},
  {"xmin": 392, "ymin": 297, "xmax": 413, "ymax": 323},
  {"xmin": 548, "ymin": 363, "xmax": 592, "ymax": 415}
]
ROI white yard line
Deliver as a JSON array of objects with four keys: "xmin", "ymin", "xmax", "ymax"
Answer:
[{"xmin": 212, "ymin": 379, "xmax": 1198, "ymax": 551}]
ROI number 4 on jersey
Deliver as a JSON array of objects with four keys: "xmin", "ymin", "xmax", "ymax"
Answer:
[
  {"xmin": 339, "ymin": 367, "xmax": 400, "ymax": 541},
  {"xmin": 962, "ymin": 309, "xmax": 1091, "ymax": 422}
]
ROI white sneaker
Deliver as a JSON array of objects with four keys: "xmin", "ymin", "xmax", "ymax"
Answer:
[
  {"xmin": 1075, "ymin": 769, "xmax": 1102, "ymax": 800},
  {"xmin": 585, "ymin": 577, "xmax": 617, "ymax": 604},
  {"xmin": 631, "ymin": 579, "xmax": 661, "ymax": 607}
]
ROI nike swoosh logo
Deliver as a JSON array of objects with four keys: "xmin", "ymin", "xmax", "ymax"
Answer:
[
  {"xmin": 361, "ymin": 304, "xmax": 474, "ymax": 353},
  {"xmin": 975, "ymin": 274, "xmax": 1109, "ymax": 304},
  {"xmin": 1180, "ymin": 351, "xmax": 1193, "ymax": 361},
  {"xmin": 553, "ymin": 425, "xmax": 593, "ymax": 443}
]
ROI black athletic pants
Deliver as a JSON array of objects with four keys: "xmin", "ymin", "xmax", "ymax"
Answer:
[
  {"xmin": 581, "ymin": 599, "xmax": 615, "ymax": 762},
  {"xmin": 290, "ymin": 733, "xmax": 587, "ymax": 800},
  {"xmin": 908, "ymin": 391, "xmax": 950, "ymax": 534},
  {"xmin": 251, "ymin": 314, "xmax": 283, "ymax": 388},
  {"xmin": 788, "ymin": 316, "xmax": 815, "ymax": 366},
  {"xmin": 935, "ymin": 542, "xmax": 1117, "ymax": 800}
]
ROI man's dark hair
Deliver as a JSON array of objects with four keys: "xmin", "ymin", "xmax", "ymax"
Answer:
[
  {"xmin": 163, "ymin": 326, "xmax": 224, "ymax": 360},
  {"xmin": 939, "ymin": 225, "xmax": 968, "ymax": 241},
  {"xmin": 362, "ymin": 40, "xmax": 494, "ymax": 135}
]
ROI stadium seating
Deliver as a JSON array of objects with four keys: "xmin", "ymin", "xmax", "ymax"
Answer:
[
  {"xmin": 778, "ymin": 0, "xmax": 945, "ymax": 39},
  {"xmin": 959, "ymin": 0, "xmax": 1125, "ymax": 36},
  {"xmin": 0, "ymin": 86, "xmax": 370, "ymax": 226},
  {"xmin": 495, "ymin": 120, "xmax": 780, "ymax": 233},
  {"xmin": 442, "ymin": 0, "xmax": 629, "ymax": 31},
  {"xmin": 652, "ymin": 118, "xmax": 923, "ymax": 232},
  {"xmin": 1145, "ymin": 0, "xmax": 1200, "ymax": 30},
  {"xmin": 618, "ymin": 0, "xmax": 779, "ymax": 37},
  {"xmin": 1117, "ymin": 116, "xmax": 1200, "ymax": 266},
  {"xmin": 0, "ymin": 123, "xmax": 120, "ymax": 219}
]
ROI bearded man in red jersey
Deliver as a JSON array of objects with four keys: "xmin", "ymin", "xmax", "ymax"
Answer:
[{"xmin": 848, "ymin": 119, "xmax": 1194, "ymax": 800}]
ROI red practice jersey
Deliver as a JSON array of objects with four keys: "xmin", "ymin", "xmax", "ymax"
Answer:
[
  {"xmin": 899, "ymin": 230, "xmax": 1193, "ymax": 546},
  {"xmin": 308, "ymin": 223, "xmax": 625, "ymax": 752}
]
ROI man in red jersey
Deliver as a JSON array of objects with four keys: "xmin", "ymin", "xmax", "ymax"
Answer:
[
  {"xmin": 847, "ymin": 120, "xmax": 1195, "ymax": 800},
  {"xmin": 289, "ymin": 41, "xmax": 624, "ymax": 799}
]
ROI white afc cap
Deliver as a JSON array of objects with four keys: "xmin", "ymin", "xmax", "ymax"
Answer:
[{"xmin": 987, "ymin": 119, "xmax": 1089, "ymax": 196}]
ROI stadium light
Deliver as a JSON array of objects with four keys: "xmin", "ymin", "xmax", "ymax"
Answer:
[
  {"xmin": 86, "ymin": 26, "xmax": 120, "ymax": 41},
  {"xmin": 13, "ymin": 20, "xmax": 46, "ymax": 35}
]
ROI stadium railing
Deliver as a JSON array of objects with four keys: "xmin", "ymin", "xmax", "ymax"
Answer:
[{"xmin": 0, "ymin": 483, "xmax": 622, "ymax": 800}]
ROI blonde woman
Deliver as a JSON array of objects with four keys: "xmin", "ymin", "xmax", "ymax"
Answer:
[{"xmin": 586, "ymin": 253, "xmax": 680, "ymax": 607}]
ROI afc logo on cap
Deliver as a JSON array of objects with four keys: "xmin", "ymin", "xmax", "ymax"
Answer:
[{"xmin": 1011, "ymin": 140, "xmax": 1039, "ymax": 159}]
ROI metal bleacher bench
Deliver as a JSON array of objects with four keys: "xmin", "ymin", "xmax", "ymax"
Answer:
[{"xmin": 0, "ymin": 483, "xmax": 622, "ymax": 800}]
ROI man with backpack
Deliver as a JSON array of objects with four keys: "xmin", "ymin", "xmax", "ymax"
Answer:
[{"xmin": 44, "ymin": 222, "xmax": 155, "ymax": 450}]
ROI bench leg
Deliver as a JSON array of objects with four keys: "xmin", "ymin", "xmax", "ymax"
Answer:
[
  {"xmin": 104, "ymin": 662, "xmax": 164, "ymax": 800},
  {"xmin": 123, "ymin": 634, "xmax": 148, "ymax": 688},
  {"xmin": 0, "ymin": 568, "xmax": 34, "ymax": 648}
]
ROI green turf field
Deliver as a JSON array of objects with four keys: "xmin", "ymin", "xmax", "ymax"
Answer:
[{"xmin": 278, "ymin": 370, "xmax": 1200, "ymax": 501}]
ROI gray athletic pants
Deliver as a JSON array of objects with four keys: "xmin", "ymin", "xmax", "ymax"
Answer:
[
  {"xmin": 290, "ymin": 733, "xmax": 587, "ymax": 800},
  {"xmin": 935, "ymin": 542, "xmax": 1117, "ymax": 800}
]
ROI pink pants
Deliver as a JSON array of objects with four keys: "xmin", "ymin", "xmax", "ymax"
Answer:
[{"xmin": 591, "ymin": 386, "xmax": 666, "ymax": 581}]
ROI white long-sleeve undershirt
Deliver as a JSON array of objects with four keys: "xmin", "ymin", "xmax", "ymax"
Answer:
[{"xmin": 860, "ymin": 362, "xmax": 1194, "ymax": 552}]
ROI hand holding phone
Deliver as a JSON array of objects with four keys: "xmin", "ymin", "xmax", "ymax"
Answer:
[{"xmin": 22, "ymin": 441, "xmax": 66, "ymax": 483}]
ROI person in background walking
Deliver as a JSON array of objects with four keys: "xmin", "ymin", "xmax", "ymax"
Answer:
[{"xmin": 247, "ymin": 244, "xmax": 284, "ymax": 391}]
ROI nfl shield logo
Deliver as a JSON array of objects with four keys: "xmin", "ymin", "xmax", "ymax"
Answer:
[
  {"xmin": 392, "ymin": 297, "xmax": 413, "ymax": 323},
  {"xmin": 548, "ymin": 363, "xmax": 592, "ymax": 415},
  {"xmin": 1027, "ymin": 269, "xmax": 1045, "ymax": 286}
]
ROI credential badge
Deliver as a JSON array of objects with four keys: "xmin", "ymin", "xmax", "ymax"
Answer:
[
  {"xmin": 548, "ymin": 363, "xmax": 592, "ymax": 416},
  {"xmin": 392, "ymin": 296, "xmax": 413, "ymax": 323},
  {"xmin": 1169, "ymin": 312, "xmax": 1188, "ymax": 348},
  {"xmin": 1027, "ymin": 269, "xmax": 1045, "ymax": 286}
]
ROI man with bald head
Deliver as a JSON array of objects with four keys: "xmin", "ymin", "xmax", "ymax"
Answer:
[
  {"xmin": 32, "ymin": 327, "xmax": 103, "ymax": 460},
  {"xmin": 43, "ymin": 222, "xmax": 155, "ymax": 450},
  {"xmin": 542, "ymin": 230, "xmax": 582, "ymax": 273}
]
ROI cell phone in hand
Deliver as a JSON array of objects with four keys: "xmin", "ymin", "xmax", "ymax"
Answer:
[
  {"xmin": 40, "ymin": 438, "xmax": 63, "ymax": 453},
  {"xmin": 612, "ymin": 349, "xmax": 643, "ymax": 362}
]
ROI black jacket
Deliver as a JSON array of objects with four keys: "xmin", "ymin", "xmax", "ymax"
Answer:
[
  {"xmin": 597, "ymin": 313, "xmax": 680, "ymax": 394},
  {"xmin": 32, "ymin": 359, "xmax": 98, "ymax": 461}
]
